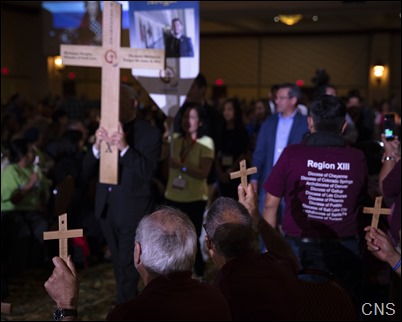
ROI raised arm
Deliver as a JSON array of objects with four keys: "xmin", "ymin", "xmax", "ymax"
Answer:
[
  {"xmin": 238, "ymin": 184, "xmax": 297, "ymax": 264},
  {"xmin": 44, "ymin": 256, "xmax": 79, "ymax": 321},
  {"xmin": 379, "ymin": 134, "xmax": 400, "ymax": 195},
  {"xmin": 263, "ymin": 192, "xmax": 281, "ymax": 228},
  {"xmin": 364, "ymin": 226, "xmax": 401, "ymax": 276}
]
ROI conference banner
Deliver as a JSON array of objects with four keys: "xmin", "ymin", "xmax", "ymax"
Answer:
[{"xmin": 128, "ymin": 1, "xmax": 200, "ymax": 117}]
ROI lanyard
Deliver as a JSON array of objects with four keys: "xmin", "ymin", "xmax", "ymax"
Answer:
[{"xmin": 180, "ymin": 137, "xmax": 197, "ymax": 163}]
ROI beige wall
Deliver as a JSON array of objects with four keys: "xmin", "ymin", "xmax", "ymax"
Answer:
[
  {"xmin": 1, "ymin": 9, "xmax": 47, "ymax": 103},
  {"xmin": 1, "ymin": 7, "xmax": 400, "ymax": 112},
  {"xmin": 201, "ymin": 33, "xmax": 401, "ymax": 108}
]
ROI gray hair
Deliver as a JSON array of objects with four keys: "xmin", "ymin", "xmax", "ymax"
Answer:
[
  {"xmin": 205, "ymin": 197, "xmax": 254, "ymax": 258},
  {"xmin": 135, "ymin": 206, "xmax": 197, "ymax": 274}
]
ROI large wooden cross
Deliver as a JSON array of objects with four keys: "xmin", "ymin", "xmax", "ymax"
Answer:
[
  {"xmin": 363, "ymin": 196, "xmax": 391, "ymax": 229},
  {"xmin": 230, "ymin": 159, "xmax": 257, "ymax": 191},
  {"xmin": 43, "ymin": 213, "xmax": 83, "ymax": 261},
  {"xmin": 60, "ymin": 1, "xmax": 164, "ymax": 184}
]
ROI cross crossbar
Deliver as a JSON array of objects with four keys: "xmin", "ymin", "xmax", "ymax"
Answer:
[
  {"xmin": 43, "ymin": 213, "xmax": 83, "ymax": 261},
  {"xmin": 363, "ymin": 196, "xmax": 391, "ymax": 229},
  {"xmin": 230, "ymin": 159, "xmax": 257, "ymax": 191}
]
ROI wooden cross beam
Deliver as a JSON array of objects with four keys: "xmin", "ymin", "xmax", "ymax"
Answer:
[
  {"xmin": 1, "ymin": 302, "xmax": 12, "ymax": 314},
  {"xmin": 43, "ymin": 213, "xmax": 83, "ymax": 261},
  {"xmin": 60, "ymin": 1, "xmax": 163, "ymax": 184},
  {"xmin": 363, "ymin": 196, "xmax": 391, "ymax": 229},
  {"xmin": 230, "ymin": 159, "xmax": 257, "ymax": 191}
]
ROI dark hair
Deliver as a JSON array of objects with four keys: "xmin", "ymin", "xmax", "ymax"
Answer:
[
  {"xmin": 310, "ymin": 94, "xmax": 346, "ymax": 133},
  {"xmin": 205, "ymin": 197, "xmax": 254, "ymax": 258},
  {"xmin": 254, "ymin": 98, "xmax": 272, "ymax": 118},
  {"xmin": 278, "ymin": 82, "xmax": 302, "ymax": 102},
  {"xmin": 63, "ymin": 129, "xmax": 83, "ymax": 147},
  {"xmin": 9, "ymin": 138, "xmax": 30, "ymax": 163},
  {"xmin": 314, "ymin": 84, "xmax": 337, "ymax": 100},
  {"xmin": 222, "ymin": 97, "xmax": 245, "ymax": 129},
  {"xmin": 193, "ymin": 73, "xmax": 207, "ymax": 89},
  {"xmin": 172, "ymin": 17, "xmax": 182, "ymax": 25},
  {"xmin": 52, "ymin": 108, "xmax": 68, "ymax": 123},
  {"xmin": 177, "ymin": 102, "xmax": 209, "ymax": 138},
  {"xmin": 270, "ymin": 84, "xmax": 279, "ymax": 93},
  {"xmin": 346, "ymin": 89, "xmax": 363, "ymax": 102},
  {"xmin": 23, "ymin": 127, "xmax": 40, "ymax": 143}
]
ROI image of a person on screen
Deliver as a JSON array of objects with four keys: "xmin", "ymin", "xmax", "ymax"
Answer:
[
  {"xmin": 78, "ymin": 1, "xmax": 103, "ymax": 46},
  {"xmin": 165, "ymin": 18, "xmax": 194, "ymax": 58}
]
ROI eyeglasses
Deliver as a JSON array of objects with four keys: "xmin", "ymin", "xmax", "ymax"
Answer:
[{"xmin": 277, "ymin": 96, "xmax": 290, "ymax": 100}]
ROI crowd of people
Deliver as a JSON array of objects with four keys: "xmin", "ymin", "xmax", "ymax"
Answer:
[{"xmin": 1, "ymin": 73, "xmax": 401, "ymax": 320}]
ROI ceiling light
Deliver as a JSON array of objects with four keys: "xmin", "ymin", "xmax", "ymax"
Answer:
[{"xmin": 277, "ymin": 14, "xmax": 303, "ymax": 26}]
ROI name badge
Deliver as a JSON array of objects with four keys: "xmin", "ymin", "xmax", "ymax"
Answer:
[
  {"xmin": 172, "ymin": 175, "xmax": 186, "ymax": 190},
  {"xmin": 222, "ymin": 155, "xmax": 233, "ymax": 167}
]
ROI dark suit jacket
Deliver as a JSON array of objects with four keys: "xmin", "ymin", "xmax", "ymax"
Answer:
[
  {"xmin": 165, "ymin": 34, "xmax": 194, "ymax": 57},
  {"xmin": 82, "ymin": 119, "xmax": 161, "ymax": 226},
  {"xmin": 251, "ymin": 112, "xmax": 308, "ymax": 211}
]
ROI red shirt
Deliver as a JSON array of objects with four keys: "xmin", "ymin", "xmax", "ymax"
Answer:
[
  {"xmin": 214, "ymin": 251, "xmax": 301, "ymax": 320},
  {"xmin": 264, "ymin": 141, "xmax": 367, "ymax": 238}
]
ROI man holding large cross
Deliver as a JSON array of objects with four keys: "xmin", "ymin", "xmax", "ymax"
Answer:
[
  {"xmin": 60, "ymin": 1, "xmax": 163, "ymax": 184},
  {"xmin": 75, "ymin": 2, "xmax": 162, "ymax": 304},
  {"xmin": 82, "ymin": 84, "xmax": 161, "ymax": 304}
]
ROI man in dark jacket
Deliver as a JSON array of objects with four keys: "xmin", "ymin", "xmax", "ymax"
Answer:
[{"xmin": 82, "ymin": 84, "xmax": 161, "ymax": 304}]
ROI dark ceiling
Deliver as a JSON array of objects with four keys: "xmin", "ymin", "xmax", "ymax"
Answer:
[
  {"xmin": 2, "ymin": 1, "xmax": 401, "ymax": 35},
  {"xmin": 199, "ymin": 1, "xmax": 401, "ymax": 35}
]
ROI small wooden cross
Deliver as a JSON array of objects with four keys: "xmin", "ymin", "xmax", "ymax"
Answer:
[
  {"xmin": 43, "ymin": 213, "xmax": 83, "ymax": 261},
  {"xmin": 230, "ymin": 159, "xmax": 257, "ymax": 191},
  {"xmin": 363, "ymin": 196, "xmax": 391, "ymax": 229},
  {"xmin": 60, "ymin": 2, "xmax": 163, "ymax": 184},
  {"xmin": 1, "ymin": 302, "xmax": 12, "ymax": 314}
]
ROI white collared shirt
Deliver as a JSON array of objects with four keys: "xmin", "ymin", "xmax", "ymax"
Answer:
[{"xmin": 273, "ymin": 109, "xmax": 298, "ymax": 165}]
